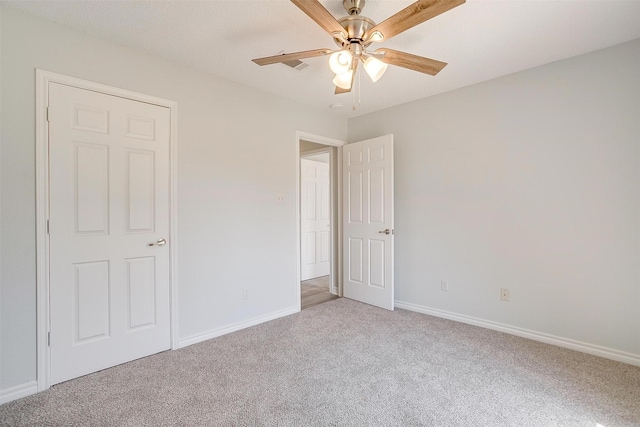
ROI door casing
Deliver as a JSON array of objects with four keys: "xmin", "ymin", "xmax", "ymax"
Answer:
[
  {"xmin": 35, "ymin": 69, "xmax": 179, "ymax": 392},
  {"xmin": 295, "ymin": 132, "xmax": 345, "ymax": 309}
]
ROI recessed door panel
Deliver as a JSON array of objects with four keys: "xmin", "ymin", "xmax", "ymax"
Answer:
[
  {"xmin": 320, "ymin": 182, "xmax": 330, "ymax": 221},
  {"xmin": 369, "ymin": 239, "xmax": 385, "ymax": 289},
  {"xmin": 369, "ymin": 146, "xmax": 384, "ymax": 163},
  {"xmin": 348, "ymin": 171, "xmax": 363, "ymax": 224},
  {"xmin": 369, "ymin": 167, "xmax": 385, "ymax": 224},
  {"xmin": 73, "ymin": 105, "xmax": 108, "ymax": 134},
  {"xmin": 127, "ymin": 150, "xmax": 155, "ymax": 232},
  {"xmin": 306, "ymin": 231, "xmax": 317, "ymax": 264},
  {"xmin": 126, "ymin": 257, "xmax": 156, "ymax": 330},
  {"xmin": 348, "ymin": 150, "xmax": 363, "ymax": 166},
  {"xmin": 306, "ymin": 182, "xmax": 317, "ymax": 220},
  {"xmin": 74, "ymin": 261, "xmax": 110, "ymax": 344},
  {"xmin": 320, "ymin": 231, "xmax": 330, "ymax": 263},
  {"xmin": 126, "ymin": 115, "xmax": 155, "ymax": 141},
  {"xmin": 348, "ymin": 237, "xmax": 363, "ymax": 284},
  {"xmin": 75, "ymin": 143, "xmax": 109, "ymax": 234}
]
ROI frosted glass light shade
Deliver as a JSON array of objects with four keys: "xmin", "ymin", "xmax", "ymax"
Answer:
[
  {"xmin": 363, "ymin": 56, "xmax": 388, "ymax": 82},
  {"xmin": 329, "ymin": 50, "xmax": 353, "ymax": 75},
  {"xmin": 333, "ymin": 70, "xmax": 354, "ymax": 90}
]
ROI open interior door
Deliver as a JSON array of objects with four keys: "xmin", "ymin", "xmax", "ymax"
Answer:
[{"xmin": 342, "ymin": 135, "xmax": 394, "ymax": 310}]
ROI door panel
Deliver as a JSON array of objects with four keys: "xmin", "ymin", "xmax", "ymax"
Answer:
[
  {"xmin": 74, "ymin": 261, "xmax": 110, "ymax": 343},
  {"xmin": 126, "ymin": 256, "xmax": 157, "ymax": 330},
  {"xmin": 127, "ymin": 150, "xmax": 156, "ymax": 232},
  {"xmin": 49, "ymin": 82, "xmax": 170, "ymax": 384},
  {"xmin": 300, "ymin": 158, "xmax": 331, "ymax": 280},
  {"xmin": 343, "ymin": 135, "xmax": 394, "ymax": 310}
]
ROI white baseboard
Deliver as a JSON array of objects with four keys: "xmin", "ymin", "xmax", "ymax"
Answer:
[
  {"xmin": 0, "ymin": 381, "xmax": 38, "ymax": 405},
  {"xmin": 395, "ymin": 300, "xmax": 640, "ymax": 367},
  {"xmin": 178, "ymin": 306, "xmax": 299, "ymax": 348}
]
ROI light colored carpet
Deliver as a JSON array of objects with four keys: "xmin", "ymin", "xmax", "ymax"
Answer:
[{"xmin": 2, "ymin": 298, "xmax": 639, "ymax": 426}]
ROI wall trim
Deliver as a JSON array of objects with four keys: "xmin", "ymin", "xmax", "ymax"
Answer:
[
  {"xmin": 295, "ymin": 130, "xmax": 346, "ymax": 306},
  {"xmin": 178, "ymin": 306, "xmax": 299, "ymax": 348},
  {"xmin": 35, "ymin": 69, "xmax": 179, "ymax": 393},
  {"xmin": 0, "ymin": 381, "xmax": 38, "ymax": 405},
  {"xmin": 395, "ymin": 300, "xmax": 640, "ymax": 367}
]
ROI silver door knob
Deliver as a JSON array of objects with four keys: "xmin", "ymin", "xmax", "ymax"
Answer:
[
  {"xmin": 148, "ymin": 238, "xmax": 167, "ymax": 247},
  {"xmin": 378, "ymin": 229, "xmax": 392, "ymax": 235}
]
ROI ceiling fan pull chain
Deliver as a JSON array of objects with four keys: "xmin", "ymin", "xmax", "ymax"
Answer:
[
  {"xmin": 358, "ymin": 66, "xmax": 362, "ymax": 106},
  {"xmin": 352, "ymin": 65, "xmax": 362, "ymax": 111},
  {"xmin": 352, "ymin": 79, "xmax": 356, "ymax": 110}
]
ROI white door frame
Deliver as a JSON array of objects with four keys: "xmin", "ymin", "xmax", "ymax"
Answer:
[
  {"xmin": 295, "ymin": 131, "xmax": 345, "ymax": 310},
  {"xmin": 35, "ymin": 69, "xmax": 179, "ymax": 392}
]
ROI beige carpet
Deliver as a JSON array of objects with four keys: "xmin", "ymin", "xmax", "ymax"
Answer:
[{"xmin": 2, "ymin": 298, "xmax": 639, "ymax": 426}]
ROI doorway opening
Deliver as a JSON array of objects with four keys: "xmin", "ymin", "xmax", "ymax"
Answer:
[{"xmin": 296, "ymin": 133, "xmax": 344, "ymax": 310}]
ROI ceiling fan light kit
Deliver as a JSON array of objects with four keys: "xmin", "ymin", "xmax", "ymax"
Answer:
[
  {"xmin": 329, "ymin": 50, "xmax": 353, "ymax": 74},
  {"xmin": 252, "ymin": 0, "xmax": 465, "ymax": 97},
  {"xmin": 363, "ymin": 55, "xmax": 388, "ymax": 82},
  {"xmin": 333, "ymin": 69, "xmax": 354, "ymax": 89}
]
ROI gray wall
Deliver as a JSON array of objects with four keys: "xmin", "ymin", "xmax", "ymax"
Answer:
[
  {"xmin": 349, "ymin": 39, "xmax": 640, "ymax": 356},
  {"xmin": 2, "ymin": 3, "xmax": 639, "ymax": 398},
  {"xmin": 0, "ymin": 6, "xmax": 347, "ymax": 391}
]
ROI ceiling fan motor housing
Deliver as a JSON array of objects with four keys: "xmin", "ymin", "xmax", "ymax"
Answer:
[
  {"xmin": 334, "ymin": 0, "xmax": 376, "ymax": 47},
  {"xmin": 335, "ymin": 15, "xmax": 376, "ymax": 47}
]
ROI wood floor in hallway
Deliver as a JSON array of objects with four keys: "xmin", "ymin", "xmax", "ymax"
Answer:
[{"xmin": 300, "ymin": 275, "xmax": 339, "ymax": 310}]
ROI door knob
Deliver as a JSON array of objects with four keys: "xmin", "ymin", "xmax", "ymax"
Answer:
[
  {"xmin": 148, "ymin": 238, "xmax": 167, "ymax": 247},
  {"xmin": 378, "ymin": 229, "xmax": 392, "ymax": 235}
]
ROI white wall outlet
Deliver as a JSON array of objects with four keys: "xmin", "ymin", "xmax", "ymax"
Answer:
[
  {"xmin": 242, "ymin": 288, "xmax": 250, "ymax": 300},
  {"xmin": 441, "ymin": 280, "xmax": 449, "ymax": 291},
  {"xmin": 276, "ymin": 195, "xmax": 285, "ymax": 204},
  {"xmin": 500, "ymin": 288, "xmax": 510, "ymax": 302}
]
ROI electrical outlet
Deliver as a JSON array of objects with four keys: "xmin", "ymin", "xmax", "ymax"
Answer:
[
  {"xmin": 441, "ymin": 280, "xmax": 449, "ymax": 291},
  {"xmin": 242, "ymin": 288, "xmax": 250, "ymax": 300},
  {"xmin": 276, "ymin": 195, "xmax": 285, "ymax": 204},
  {"xmin": 500, "ymin": 288, "xmax": 510, "ymax": 302}
]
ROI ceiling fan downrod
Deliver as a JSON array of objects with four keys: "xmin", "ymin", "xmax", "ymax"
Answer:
[{"xmin": 343, "ymin": 0, "xmax": 365, "ymax": 15}]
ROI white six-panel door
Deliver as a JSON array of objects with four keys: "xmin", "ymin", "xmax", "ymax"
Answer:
[
  {"xmin": 300, "ymin": 158, "xmax": 331, "ymax": 280},
  {"xmin": 343, "ymin": 135, "xmax": 394, "ymax": 310},
  {"xmin": 48, "ymin": 82, "xmax": 171, "ymax": 384}
]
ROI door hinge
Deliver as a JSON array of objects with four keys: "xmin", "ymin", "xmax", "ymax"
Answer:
[
  {"xmin": 46, "ymin": 107, "xmax": 50, "ymax": 122},
  {"xmin": 47, "ymin": 220, "xmax": 50, "ymax": 235},
  {"xmin": 48, "ymin": 332, "xmax": 51, "ymax": 346}
]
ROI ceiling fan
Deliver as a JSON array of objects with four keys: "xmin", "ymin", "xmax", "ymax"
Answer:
[{"xmin": 252, "ymin": 0, "xmax": 465, "ymax": 94}]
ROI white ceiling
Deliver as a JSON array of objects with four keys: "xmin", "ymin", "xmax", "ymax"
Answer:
[{"xmin": 4, "ymin": 0, "xmax": 640, "ymax": 118}]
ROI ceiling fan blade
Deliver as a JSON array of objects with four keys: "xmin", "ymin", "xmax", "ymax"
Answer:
[
  {"xmin": 375, "ymin": 48, "xmax": 447, "ymax": 76},
  {"xmin": 252, "ymin": 48, "xmax": 333, "ymax": 66},
  {"xmin": 335, "ymin": 59, "xmax": 359, "ymax": 94},
  {"xmin": 291, "ymin": 0, "xmax": 347, "ymax": 39},
  {"xmin": 364, "ymin": 0, "xmax": 465, "ymax": 42}
]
